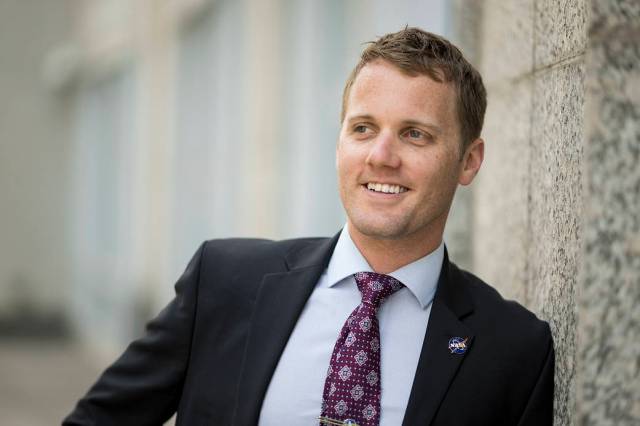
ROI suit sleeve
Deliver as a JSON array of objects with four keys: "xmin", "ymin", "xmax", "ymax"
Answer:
[
  {"xmin": 62, "ymin": 242, "xmax": 206, "ymax": 426},
  {"xmin": 516, "ymin": 325, "xmax": 555, "ymax": 426}
]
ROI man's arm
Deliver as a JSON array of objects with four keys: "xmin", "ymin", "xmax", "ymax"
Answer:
[
  {"xmin": 63, "ymin": 242, "xmax": 206, "ymax": 425},
  {"xmin": 517, "ymin": 326, "xmax": 555, "ymax": 426}
]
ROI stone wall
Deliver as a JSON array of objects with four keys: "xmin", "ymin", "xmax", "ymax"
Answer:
[
  {"xmin": 454, "ymin": 0, "xmax": 639, "ymax": 424},
  {"xmin": 578, "ymin": 2, "xmax": 640, "ymax": 424}
]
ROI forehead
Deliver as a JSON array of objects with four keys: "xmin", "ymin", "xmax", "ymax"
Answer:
[{"xmin": 346, "ymin": 60, "xmax": 457, "ymax": 126}]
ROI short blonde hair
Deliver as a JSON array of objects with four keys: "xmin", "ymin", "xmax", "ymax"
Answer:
[{"xmin": 341, "ymin": 27, "xmax": 487, "ymax": 150}]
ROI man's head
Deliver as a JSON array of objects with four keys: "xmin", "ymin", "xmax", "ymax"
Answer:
[
  {"xmin": 336, "ymin": 28, "xmax": 486, "ymax": 258},
  {"xmin": 341, "ymin": 27, "xmax": 486, "ymax": 153}
]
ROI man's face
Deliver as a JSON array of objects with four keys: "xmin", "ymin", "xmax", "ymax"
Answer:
[{"xmin": 337, "ymin": 59, "xmax": 476, "ymax": 244}]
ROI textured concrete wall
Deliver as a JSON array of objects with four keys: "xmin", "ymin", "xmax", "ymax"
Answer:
[
  {"xmin": 455, "ymin": 0, "xmax": 640, "ymax": 424},
  {"xmin": 578, "ymin": 1, "xmax": 640, "ymax": 424},
  {"xmin": 464, "ymin": 1, "xmax": 587, "ymax": 423}
]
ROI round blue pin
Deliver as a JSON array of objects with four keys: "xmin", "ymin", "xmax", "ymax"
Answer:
[{"xmin": 448, "ymin": 337, "xmax": 468, "ymax": 354}]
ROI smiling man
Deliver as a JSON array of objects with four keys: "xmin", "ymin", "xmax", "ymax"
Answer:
[
  {"xmin": 65, "ymin": 28, "xmax": 554, "ymax": 426},
  {"xmin": 337, "ymin": 57, "xmax": 481, "ymax": 274}
]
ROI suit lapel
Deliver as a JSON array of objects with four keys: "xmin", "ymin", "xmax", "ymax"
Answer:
[
  {"xmin": 233, "ymin": 235, "xmax": 339, "ymax": 426},
  {"xmin": 402, "ymin": 252, "xmax": 475, "ymax": 426}
]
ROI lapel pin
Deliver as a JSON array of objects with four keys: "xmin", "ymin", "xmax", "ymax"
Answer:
[{"xmin": 448, "ymin": 336, "xmax": 469, "ymax": 354}]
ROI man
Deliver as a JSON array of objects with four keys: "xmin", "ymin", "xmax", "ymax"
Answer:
[{"xmin": 65, "ymin": 28, "xmax": 553, "ymax": 426}]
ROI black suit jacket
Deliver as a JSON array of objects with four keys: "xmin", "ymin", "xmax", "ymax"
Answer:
[{"xmin": 64, "ymin": 234, "xmax": 554, "ymax": 425}]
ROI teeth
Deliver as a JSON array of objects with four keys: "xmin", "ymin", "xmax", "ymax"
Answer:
[{"xmin": 366, "ymin": 182, "xmax": 408, "ymax": 194}]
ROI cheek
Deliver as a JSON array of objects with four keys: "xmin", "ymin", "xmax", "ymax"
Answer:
[
  {"xmin": 336, "ymin": 150, "xmax": 354, "ymax": 186},
  {"xmin": 425, "ymin": 151, "xmax": 459, "ymax": 177},
  {"xmin": 336, "ymin": 148, "xmax": 346, "ymax": 173},
  {"xmin": 336, "ymin": 144, "xmax": 360, "ymax": 173}
]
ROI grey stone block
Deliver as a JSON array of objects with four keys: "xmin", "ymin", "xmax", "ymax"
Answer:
[
  {"xmin": 471, "ymin": 78, "xmax": 532, "ymax": 304},
  {"xmin": 534, "ymin": 0, "xmax": 588, "ymax": 68},
  {"xmin": 451, "ymin": 2, "xmax": 640, "ymax": 424},
  {"xmin": 590, "ymin": 0, "xmax": 640, "ymax": 36},
  {"xmin": 530, "ymin": 59, "xmax": 585, "ymax": 426},
  {"xmin": 578, "ymin": 31, "xmax": 640, "ymax": 426},
  {"xmin": 479, "ymin": 0, "xmax": 534, "ymax": 86},
  {"xmin": 445, "ymin": 186, "xmax": 473, "ymax": 271},
  {"xmin": 449, "ymin": 0, "xmax": 484, "ymax": 65}
]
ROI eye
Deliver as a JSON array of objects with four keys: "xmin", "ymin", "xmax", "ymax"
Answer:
[
  {"xmin": 406, "ymin": 129, "xmax": 424, "ymax": 139},
  {"xmin": 402, "ymin": 128, "xmax": 432, "ymax": 144},
  {"xmin": 350, "ymin": 124, "xmax": 375, "ymax": 139}
]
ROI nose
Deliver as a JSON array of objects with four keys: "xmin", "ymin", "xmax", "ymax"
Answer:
[{"xmin": 365, "ymin": 130, "xmax": 401, "ymax": 169}]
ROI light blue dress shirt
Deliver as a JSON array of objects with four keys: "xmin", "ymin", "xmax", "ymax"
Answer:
[{"xmin": 259, "ymin": 226, "xmax": 444, "ymax": 425}]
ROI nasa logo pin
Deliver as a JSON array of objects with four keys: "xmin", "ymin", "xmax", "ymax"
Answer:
[{"xmin": 448, "ymin": 337, "xmax": 469, "ymax": 354}]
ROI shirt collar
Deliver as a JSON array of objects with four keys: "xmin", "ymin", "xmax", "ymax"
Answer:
[{"xmin": 325, "ymin": 225, "xmax": 444, "ymax": 309}]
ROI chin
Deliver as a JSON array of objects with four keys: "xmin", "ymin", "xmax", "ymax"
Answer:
[{"xmin": 349, "ymin": 216, "xmax": 411, "ymax": 241}]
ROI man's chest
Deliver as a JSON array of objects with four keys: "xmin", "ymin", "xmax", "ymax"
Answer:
[{"xmin": 257, "ymin": 279, "xmax": 431, "ymax": 426}]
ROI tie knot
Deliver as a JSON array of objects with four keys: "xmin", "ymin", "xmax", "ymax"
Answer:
[{"xmin": 353, "ymin": 272, "xmax": 404, "ymax": 308}]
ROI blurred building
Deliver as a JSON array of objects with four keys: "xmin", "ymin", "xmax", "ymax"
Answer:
[
  {"xmin": 0, "ymin": 0, "xmax": 447, "ymax": 423},
  {"xmin": 0, "ymin": 0, "xmax": 449, "ymax": 350}
]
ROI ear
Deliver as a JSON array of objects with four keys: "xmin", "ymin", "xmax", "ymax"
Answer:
[{"xmin": 458, "ymin": 138, "xmax": 484, "ymax": 186}]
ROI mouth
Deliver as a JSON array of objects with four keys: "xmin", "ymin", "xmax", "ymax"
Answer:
[{"xmin": 363, "ymin": 182, "xmax": 409, "ymax": 194}]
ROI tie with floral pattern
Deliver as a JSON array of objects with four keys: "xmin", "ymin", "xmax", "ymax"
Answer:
[{"xmin": 319, "ymin": 272, "xmax": 404, "ymax": 426}]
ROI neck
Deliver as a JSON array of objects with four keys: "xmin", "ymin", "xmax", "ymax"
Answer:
[{"xmin": 347, "ymin": 225, "xmax": 443, "ymax": 274}]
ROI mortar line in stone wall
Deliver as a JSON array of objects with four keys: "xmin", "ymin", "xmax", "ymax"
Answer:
[
  {"xmin": 532, "ymin": 51, "xmax": 587, "ymax": 75},
  {"xmin": 484, "ymin": 48, "xmax": 586, "ymax": 90}
]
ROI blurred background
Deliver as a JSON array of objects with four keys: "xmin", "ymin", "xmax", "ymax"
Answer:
[{"xmin": 1, "ymin": 0, "xmax": 638, "ymax": 425}]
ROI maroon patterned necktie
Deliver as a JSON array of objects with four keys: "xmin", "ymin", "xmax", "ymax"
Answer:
[{"xmin": 319, "ymin": 272, "xmax": 404, "ymax": 426}]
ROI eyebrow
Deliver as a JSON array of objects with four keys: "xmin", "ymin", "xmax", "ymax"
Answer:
[{"xmin": 346, "ymin": 114, "xmax": 443, "ymax": 136}]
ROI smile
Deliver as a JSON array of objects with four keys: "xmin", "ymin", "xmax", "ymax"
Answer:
[{"xmin": 365, "ymin": 182, "xmax": 409, "ymax": 194}]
